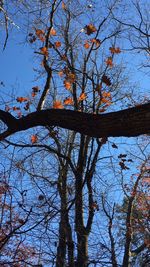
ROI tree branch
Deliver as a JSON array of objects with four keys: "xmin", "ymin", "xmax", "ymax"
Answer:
[{"xmin": 0, "ymin": 103, "xmax": 150, "ymax": 140}]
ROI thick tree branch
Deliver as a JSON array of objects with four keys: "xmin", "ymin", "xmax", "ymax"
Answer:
[{"xmin": 0, "ymin": 103, "xmax": 150, "ymax": 140}]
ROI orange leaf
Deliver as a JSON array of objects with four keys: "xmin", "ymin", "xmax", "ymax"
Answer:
[
  {"xmin": 64, "ymin": 97, "xmax": 74, "ymax": 105},
  {"xmin": 62, "ymin": 1, "xmax": 66, "ymax": 10},
  {"xmin": 50, "ymin": 28, "xmax": 56, "ymax": 36},
  {"xmin": 40, "ymin": 47, "xmax": 48, "ymax": 56},
  {"xmin": 31, "ymin": 92, "xmax": 37, "ymax": 97},
  {"xmin": 78, "ymin": 92, "xmax": 87, "ymax": 101},
  {"xmin": 35, "ymin": 29, "xmax": 45, "ymax": 37},
  {"xmin": 31, "ymin": 135, "xmax": 38, "ymax": 144},
  {"xmin": 35, "ymin": 29, "xmax": 45, "ymax": 42},
  {"xmin": 105, "ymin": 57, "xmax": 113, "ymax": 67},
  {"xmin": 101, "ymin": 98, "xmax": 109, "ymax": 103},
  {"xmin": 109, "ymin": 47, "xmax": 121, "ymax": 54},
  {"xmin": 102, "ymin": 92, "xmax": 111, "ymax": 98},
  {"xmin": 39, "ymin": 36, "xmax": 45, "ymax": 42},
  {"xmin": 55, "ymin": 41, "xmax": 61, "ymax": 48},
  {"xmin": 12, "ymin": 106, "xmax": 20, "ymax": 111},
  {"xmin": 91, "ymin": 38, "xmax": 101, "ymax": 47},
  {"xmin": 64, "ymin": 80, "xmax": 72, "ymax": 90},
  {"xmin": 16, "ymin": 97, "xmax": 29, "ymax": 103},
  {"xmin": 84, "ymin": 41, "xmax": 90, "ymax": 49},
  {"xmin": 53, "ymin": 100, "xmax": 64, "ymax": 109}
]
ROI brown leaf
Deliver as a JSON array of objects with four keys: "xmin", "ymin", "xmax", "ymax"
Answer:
[
  {"xmin": 85, "ymin": 24, "xmax": 97, "ymax": 35},
  {"xmin": 102, "ymin": 75, "xmax": 111, "ymax": 86}
]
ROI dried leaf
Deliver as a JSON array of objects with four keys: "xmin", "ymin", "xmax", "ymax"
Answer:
[
  {"xmin": 67, "ymin": 73, "xmax": 76, "ymax": 83},
  {"xmin": 32, "ymin": 86, "xmax": 40, "ymax": 93},
  {"xmin": 55, "ymin": 41, "xmax": 61, "ymax": 48},
  {"xmin": 109, "ymin": 47, "xmax": 121, "ymax": 54},
  {"xmin": 105, "ymin": 57, "xmax": 113, "ymax": 67},
  {"xmin": 91, "ymin": 38, "xmax": 101, "ymax": 47},
  {"xmin": 62, "ymin": 2, "xmax": 66, "ymax": 10},
  {"xmin": 40, "ymin": 47, "xmax": 48, "ymax": 56},
  {"xmin": 102, "ymin": 75, "xmax": 111, "ymax": 86},
  {"xmin": 85, "ymin": 24, "xmax": 97, "ymax": 35},
  {"xmin": 16, "ymin": 97, "xmax": 29, "ymax": 103},
  {"xmin": 12, "ymin": 106, "xmax": 20, "ymax": 111},
  {"xmin": 84, "ymin": 41, "xmax": 90, "ymax": 49},
  {"xmin": 64, "ymin": 80, "xmax": 72, "ymax": 90},
  {"xmin": 53, "ymin": 100, "xmax": 64, "ymax": 109},
  {"xmin": 64, "ymin": 97, "xmax": 74, "ymax": 105},
  {"xmin": 102, "ymin": 92, "xmax": 111, "ymax": 98},
  {"xmin": 50, "ymin": 28, "xmax": 56, "ymax": 36},
  {"xmin": 35, "ymin": 29, "xmax": 45, "ymax": 36},
  {"xmin": 31, "ymin": 134, "xmax": 38, "ymax": 144},
  {"xmin": 78, "ymin": 92, "xmax": 87, "ymax": 101},
  {"xmin": 112, "ymin": 143, "xmax": 118, "ymax": 149}
]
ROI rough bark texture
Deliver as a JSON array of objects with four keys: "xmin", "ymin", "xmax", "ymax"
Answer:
[{"xmin": 0, "ymin": 103, "xmax": 150, "ymax": 140}]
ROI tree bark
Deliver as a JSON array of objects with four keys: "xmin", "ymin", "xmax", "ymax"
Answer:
[{"xmin": 0, "ymin": 103, "xmax": 150, "ymax": 140}]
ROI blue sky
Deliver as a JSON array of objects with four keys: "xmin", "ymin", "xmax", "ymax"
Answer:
[{"xmin": 0, "ymin": 39, "xmax": 34, "ymax": 92}]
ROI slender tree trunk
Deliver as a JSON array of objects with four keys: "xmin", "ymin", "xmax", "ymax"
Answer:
[
  {"xmin": 76, "ymin": 234, "xmax": 88, "ymax": 267},
  {"xmin": 75, "ymin": 173, "xmax": 88, "ymax": 267},
  {"xmin": 56, "ymin": 216, "xmax": 67, "ymax": 267},
  {"xmin": 66, "ymin": 219, "xmax": 74, "ymax": 267}
]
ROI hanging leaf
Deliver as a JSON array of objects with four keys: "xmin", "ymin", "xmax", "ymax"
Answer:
[
  {"xmin": 32, "ymin": 86, "xmax": 40, "ymax": 97},
  {"xmin": 64, "ymin": 97, "xmax": 74, "ymax": 105},
  {"xmin": 91, "ymin": 38, "xmax": 101, "ymax": 48},
  {"xmin": 67, "ymin": 73, "xmax": 76, "ymax": 83},
  {"xmin": 53, "ymin": 100, "xmax": 64, "ymax": 109},
  {"xmin": 50, "ymin": 28, "xmax": 56, "ymax": 36},
  {"xmin": 112, "ymin": 143, "xmax": 118, "ymax": 149},
  {"xmin": 40, "ymin": 47, "xmax": 48, "ymax": 56},
  {"xmin": 35, "ymin": 28, "xmax": 45, "ymax": 42},
  {"xmin": 109, "ymin": 47, "xmax": 121, "ymax": 54},
  {"xmin": 62, "ymin": 2, "xmax": 67, "ymax": 10},
  {"xmin": 24, "ymin": 101, "xmax": 30, "ymax": 111},
  {"xmin": 118, "ymin": 154, "xmax": 127, "ymax": 158},
  {"xmin": 102, "ymin": 75, "xmax": 111, "ymax": 86},
  {"xmin": 12, "ymin": 106, "xmax": 20, "ymax": 111},
  {"xmin": 78, "ymin": 92, "xmax": 87, "ymax": 101},
  {"xmin": 16, "ymin": 97, "xmax": 29, "ymax": 103},
  {"xmin": 84, "ymin": 41, "xmax": 90, "ymax": 49},
  {"xmin": 85, "ymin": 24, "xmax": 97, "ymax": 35},
  {"xmin": 64, "ymin": 80, "xmax": 72, "ymax": 90},
  {"xmin": 61, "ymin": 54, "xmax": 67, "ymax": 61},
  {"xmin": 55, "ymin": 41, "xmax": 61, "ymax": 48},
  {"xmin": 35, "ymin": 29, "xmax": 45, "ymax": 37},
  {"xmin": 102, "ymin": 92, "xmax": 111, "ymax": 98},
  {"xmin": 105, "ymin": 57, "xmax": 113, "ymax": 67},
  {"xmin": 31, "ymin": 135, "xmax": 38, "ymax": 144}
]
